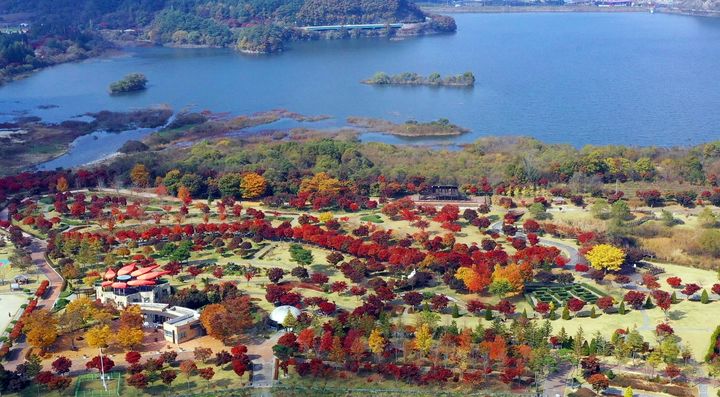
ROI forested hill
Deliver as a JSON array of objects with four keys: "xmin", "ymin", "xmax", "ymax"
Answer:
[
  {"xmin": 0, "ymin": 0, "xmax": 449, "ymax": 56},
  {"xmin": 296, "ymin": 0, "xmax": 425, "ymax": 26},
  {"xmin": 0, "ymin": 0, "xmax": 427, "ymax": 30},
  {"xmin": 668, "ymin": 0, "xmax": 720, "ymax": 13}
]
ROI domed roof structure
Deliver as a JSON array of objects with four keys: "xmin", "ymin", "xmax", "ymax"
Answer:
[{"xmin": 269, "ymin": 305, "xmax": 301, "ymax": 324}]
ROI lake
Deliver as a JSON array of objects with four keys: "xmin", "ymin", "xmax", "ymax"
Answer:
[{"xmin": 2, "ymin": 12, "xmax": 720, "ymax": 155}]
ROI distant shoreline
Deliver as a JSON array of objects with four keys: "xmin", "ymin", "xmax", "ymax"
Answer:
[
  {"xmin": 421, "ymin": 4, "xmax": 720, "ymax": 17},
  {"xmin": 420, "ymin": 5, "xmax": 651, "ymax": 14}
]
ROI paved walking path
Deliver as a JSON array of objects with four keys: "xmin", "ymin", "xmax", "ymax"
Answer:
[
  {"xmin": 249, "ymin": 332, "xmax": 281, "ymax": 388},
  {"xmin": 542, "ymin": 363, "xmax": 572, "ymax": 396},
  {"xmin": 490, "ymin": 220, "xmax": 587, "ymax": 268},
  {"xmin": 0, "ymin": 208, "xmax": 65, "ymax": 371}
]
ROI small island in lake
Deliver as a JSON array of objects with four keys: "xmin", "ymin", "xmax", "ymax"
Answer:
[
  {"xmin": 109, "ymin": 73, "xmax": 148, "ymax": 94},
  {"xmin": 363, "ymin": 71, "xmax": 475, "ymax": 87},
  {"xmin": 347, "ymin": 117, "xmax": 469, "ymax": 137}
]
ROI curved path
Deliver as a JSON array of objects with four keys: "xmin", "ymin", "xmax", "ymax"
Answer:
[
  {"xmin": 1, "ymin": 203, "xmax": 282, "ymax": 387},
  {"xmin": 490, "ymin": 220, "xmax": 587, "ymax": 268},
  {"xmin": 0, "ymin": 208, "xmax": 65, "ymax": 370}
]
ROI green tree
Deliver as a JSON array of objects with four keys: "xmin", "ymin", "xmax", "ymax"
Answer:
[
  {"xmin": 660, "ymin": 210, "xmax": 678, "ymax": 227},
  {"xmin": 660, "ymin": 337, "xmax": 680, "ymax": 363},
  {"xmin": 591, "ymin": 199, "xmax": 610, "ymax": 220},
  {"xmin": 289, "ymin": 244, "xmax": 313, "ymax": 267},
  {"xmin": 9, "ymin": 248, "xmax": 33, "ymax": 272},
  {"xmin": 484, "ymin": 307, "xmax": 493, "ymax": 321},
  {"xmin": 561, "ymin": 305, "xmax": 570, "ymax": 320},
  {"xmin": 217, "ymin": 173, "xmax": 243, "ymax": 199},
  {"xmin": 451, "ymin": 303, "xmax": 460, "ymax": 318},
  {"xmin": 170, "ymin": 241, "xmax": 192, "ymax": 263},
  {"xmin": 626, "ymin": 328, "xmax": 644, "ymax": 363},
  {"xmin": 611, "ymin": 200, "xmax": 632, "ymax": 221},
  {"xmin": 699, "ymin": 229, "xmax": 720, "ymax": 257},
  {"xmin": 528, "ymin": 203, "xmax": 549, "ymax": 220},
  {"xmin": 572, "ymin": 326, "xmax": 585, "ymax": 363},
  {"xmin": 698, "ymin": 208, "xmax": 717, "ymax": 228},
  {"xmin": 489, "ymin": 279, "xmax": 514, "ymax": 298}
]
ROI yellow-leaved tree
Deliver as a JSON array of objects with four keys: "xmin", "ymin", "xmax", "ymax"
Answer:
[
  {"xmin": 489, "ymin": 263, "xmax": 525, "ymax": 297},
  {"xmin": 368, "ymin": 328, "xmax": 386, "ymax": 360},
  {"xmin": 299, "ymin": 172, "xmax": 342, "ymax": 194},
  {"xmin": 85, "ymin": 324, "xmax": 113, "ymax": 348},
  {"xmin": 24, "ymin": 309, "xmax": 58, "ymax": 351},
  {"xmin": 114, "ymin": 326, "xmax": 144, "ymax": 350},
  {"xmin": 586, "ymin": 244, "xmax": 626, "ymax": 272},
  {"xmin": 414, "ymin": 323, "xmax": 433, "ymax": 356},
  {"xmin": 130, "ymin": 163, "xmax": 150, "ymax": 188},
  {"xmin": 240, "ymin": 172, "xmax": 267, "ymax": 199},
  {"xmin": 318, "ymin": 212, "xmax": 334, "ymax": 223}
]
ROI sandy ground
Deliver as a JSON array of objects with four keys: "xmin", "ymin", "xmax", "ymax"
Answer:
[{"xmin": 0, "ymin": 293, "xmax": 27, "ymax": 331}]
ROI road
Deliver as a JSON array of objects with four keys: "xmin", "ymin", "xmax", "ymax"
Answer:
[{"xmin": 0, "ymin": 208, "xmax": 65, "ymax": 370}]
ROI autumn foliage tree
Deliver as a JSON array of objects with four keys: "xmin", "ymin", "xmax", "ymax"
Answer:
[
  {"xmin": 455, "ymin": 264, "xmax": 492, "ymax": 293},
  {"xmin": 130, "ymin": 164, "xmax": 151, "ymax": 188},
  {"xmin": 490, "ymin": 263, "xmax": 525, "ymax": 297},
  {"xmin": 586, "ymin": 244, "xmax": 626, "ymax": 273},
  {"xmin": 86, "ymin": 356, "xmax": 115, "ymax": 374},
  {"xmin": 127, "ymin": 373, "xmax": 149, "ymax": 389},
  {"xmin": 23, "ymin": 309, "xmax": 58, "ymax": 351},
  {"xmin": 588, "ymin": 373, "xmax": 610, "ymax": 394},
  {"xmin": 51, "ymin": 357, "xmax": 72, "ymax": 375},
  {"xmin": 241, "ymin": 172, "xmax": 267, "ymax": 199},
  {"xmin": 567, "ymin": 298, "xmax": 585, "ymax": 314},
  {"xmin": 199, "ymin": 296, "xmax": 256, "ymax": 343}
]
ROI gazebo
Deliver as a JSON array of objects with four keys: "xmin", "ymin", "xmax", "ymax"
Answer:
[{"xmin": 269, "ymin": 306, "xmax": 301, "ymax": 325}]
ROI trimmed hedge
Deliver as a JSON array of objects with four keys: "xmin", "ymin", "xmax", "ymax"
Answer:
[{"xmin": 705, "ymin": 325, "xmax": 720, "ymax": 362}]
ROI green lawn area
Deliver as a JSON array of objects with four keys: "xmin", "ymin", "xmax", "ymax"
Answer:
[{"xmin": 359, "ymin": 213, "xmax": 384, "ymax": 223}]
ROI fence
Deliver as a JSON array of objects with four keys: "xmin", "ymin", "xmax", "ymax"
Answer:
[{"xmin": 74, "ymin": 371, "xmax": 123, "ymax": 397}]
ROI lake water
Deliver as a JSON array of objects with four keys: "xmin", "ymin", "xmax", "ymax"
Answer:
[{"xmin": 3, "ymin": 12, "xmax": 720, "ymax": 154}]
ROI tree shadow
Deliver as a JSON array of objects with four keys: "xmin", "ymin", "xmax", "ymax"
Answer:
[
  {"xmin": 310, "ymin": 264, "xmax": 335, "ymax": 275},
  {"xmin": 668, "ymin": 310, "xmax": 686, "ymax": 321}
]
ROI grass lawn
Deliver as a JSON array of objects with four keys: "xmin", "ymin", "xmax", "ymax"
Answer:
[{"xmin": 359, "ymin": 214, "xmax": 384, "ymax": 223}]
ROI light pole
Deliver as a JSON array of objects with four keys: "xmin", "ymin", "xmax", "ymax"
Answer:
[{"xmin": 99, "ymin": 347, "xmax": 108, "ymax": 392}]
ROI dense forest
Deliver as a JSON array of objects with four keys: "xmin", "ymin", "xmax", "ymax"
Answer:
[
  {"xmin": 101, "ymin": 119, "xmax": 720, "ymax": 200},
  {"xmin": 295, "ymin": 0, "xmax": 425, "ymax": 26},
  {"xmin": 0, "ymin": 28, "xmax": 109, "ymax": 84},
  {"xmin": 0, "ymin": 0, "xmax": 454, "ymax": 57}
]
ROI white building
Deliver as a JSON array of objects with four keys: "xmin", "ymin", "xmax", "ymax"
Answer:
[
  {"xmin": 95, "ymin": 280, "xmax": 172, "ymax": 306},
  {"xmin": 94, "ymin": 266, "xmax": 205, "ymax": 344},
  {"xmin": 137, "ymin": 302, "xmax": 204, "ymax": 344}
]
